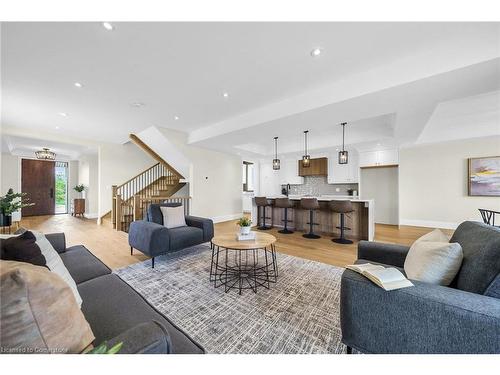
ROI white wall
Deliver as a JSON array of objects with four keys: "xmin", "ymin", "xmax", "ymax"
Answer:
[
  {"xmin": 158, "ymin": 128, "xmax": 242, "ymax": 222},
  {"xmin": 1, "ymin": 153, "xmax": 20, "ymax": 195},
  {"xmin": 78, "ymin": 154, "xmax": 99, "ymax": 218},
  {"xmin": 399, "ymin": 136, "xmax": 500, "ymax": 229},
  {"xmin": 98, "ymin": 142, "xmax": 155, "ymax": 217},
  {"xmin": 360, "ymin": 166, "xmax": 399, "ymax": 225}
]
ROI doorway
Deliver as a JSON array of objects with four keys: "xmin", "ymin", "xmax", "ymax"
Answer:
[{"xmin": 21, "ymin": 159, "xmax": 69, "ymax": 216}]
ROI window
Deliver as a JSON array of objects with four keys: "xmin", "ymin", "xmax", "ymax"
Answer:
[{"xmin": 242, "ymin": 161, "xmax": 254, "ymax": 192}]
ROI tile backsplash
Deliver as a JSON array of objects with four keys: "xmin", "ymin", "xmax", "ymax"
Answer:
[{"xmin": 282, "ymin": 176, "xmax": 358, "ymax": 196}]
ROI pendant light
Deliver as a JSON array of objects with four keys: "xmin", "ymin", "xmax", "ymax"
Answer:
[
  {"xmin": 35, "ymin": 148, "xmax": 56, "ymax": 160},
  {"xmin": 302, "ymin": 130, "xmax": 310, "ymax": 168},
  {"xmin": 338, "ymin": 122, "xmax": 348, "ymax": 164},
  {"xmin": 272, "ymin": 136, "xmax": 280, "ymax": 170}
]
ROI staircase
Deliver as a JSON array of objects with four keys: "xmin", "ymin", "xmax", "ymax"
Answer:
[{"xmin": 111, "ymin": 162, "xmax": 189, "ymax": 232}]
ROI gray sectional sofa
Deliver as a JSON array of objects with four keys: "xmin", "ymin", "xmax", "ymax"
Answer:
[
  {"xmin": 128, "ymin": 203, "xmax": 214, "ymax": 267},
  {"xmin": 45, "ymin": 233, "xmax": 204, "ymax": 354},
  {"xmin": 340, "ymin": 221, "xmax": 500, "ymax": 354}
]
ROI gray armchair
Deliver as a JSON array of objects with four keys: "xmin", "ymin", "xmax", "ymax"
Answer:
[
  {"xmin": 128, "ymin": 203, "xmax": 214, "ymax": 268},
  {"xmin": 340, "ymin": 221, "xmax": 500, "ymax": 354}
]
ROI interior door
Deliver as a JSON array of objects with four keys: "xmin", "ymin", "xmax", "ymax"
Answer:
[{"xmin": 21, "ymin": 159, "xmax": 55, "ymax": 216}]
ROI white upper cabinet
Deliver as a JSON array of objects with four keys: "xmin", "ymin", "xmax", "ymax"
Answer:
[
  {"xmin": 328, "ymin": 150, "xmax": 359, "ymax": 184},
  {"xmin": 359, "ymin": 149, "xmax": 399, "ymax": 168},
  {"xmin": 279, "ymin": 159, "xmax": 304, "ymax": 185}
]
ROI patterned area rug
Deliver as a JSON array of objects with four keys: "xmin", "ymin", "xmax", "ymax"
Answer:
[{"xmin": 115, "ymin": 244, "xmax": 348, "ymax": 354}]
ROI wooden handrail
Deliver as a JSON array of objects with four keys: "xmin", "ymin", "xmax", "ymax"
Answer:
[
  {"xmin": 140, "ymin": 195, "xmax": 191, "ymax": 201},
  {"xmin": 116, "ymin": 162, "xmax": 174, "ymax": 190},
  {"xmin": 129, "ymin": 134, "xmax": 184, "ymax": 179}
]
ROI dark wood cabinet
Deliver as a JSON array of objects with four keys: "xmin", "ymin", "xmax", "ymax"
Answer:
[
  {"xmin": 73, "ymin": 199, "xmax": 85, "ymax": 217},
  {"xmin": 298, "ymin": 157, "xmax": 328, "ymax": 176}
]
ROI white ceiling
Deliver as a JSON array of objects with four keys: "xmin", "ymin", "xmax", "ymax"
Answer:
[{"xmin": 2, "ymin": 22, "xmax": 500, "ymax": 156}]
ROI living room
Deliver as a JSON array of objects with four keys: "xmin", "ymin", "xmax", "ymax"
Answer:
[{"xmin": 1, "ymin": 1, "xmax": 499, "ymax": 374}]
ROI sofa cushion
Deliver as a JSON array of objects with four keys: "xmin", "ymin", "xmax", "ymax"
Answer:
[
  {"xmin": 77, "ymin": 274, "xmax": 204, "ymax": 354},
  {"xmin": 169, "ymin": 226, "xmax": 204, "ymax": 251},
  {"xmin": 60, "ymin": 245, "xmax": 111, "ymax": 284},
  {"xmin": 450, "ymin": 221, "xmax": 500, "ymax": 295},
  {"xmin": 1, "ymin": 260, "xmax": 95, "ymax": 353},
  {"xmin": 0, "ymin": 231, "xmax": 47, "ymax": 267},
  {"xmin": 160, "ymin": 205, "xmax": 187, "ymax": 229},
  {"xmin": 147, "ymin": 203, "xmax": 182, "ymax": 225}
]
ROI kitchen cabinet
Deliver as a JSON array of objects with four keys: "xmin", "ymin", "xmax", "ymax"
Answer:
[
  {"xmin": 279, "ymin": 159, "xmax": 304, "ymax": 185},
  {"xmin": 359, "ymin": 149, "xmax": 399, "ymax": 168},
  {"xmin": 328, "ymin": 151, "xmax": 359, "ymax": 184},
  {"xmin": 298, "ymin": 157, "xmax": 328, "ymax": 176},
  {"xmin": 259, "ymin": 162, "xmax": 282, "ymax": 196}
]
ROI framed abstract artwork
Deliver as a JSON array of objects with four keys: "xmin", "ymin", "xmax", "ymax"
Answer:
[{"xmin": 468, "ymin": 156, "xmax": 500, "ymax": 196}]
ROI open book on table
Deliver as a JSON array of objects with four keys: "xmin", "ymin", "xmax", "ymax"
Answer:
[{"xmin": 346, "ymin": 263, "xmax": 414, "ymax": 291}]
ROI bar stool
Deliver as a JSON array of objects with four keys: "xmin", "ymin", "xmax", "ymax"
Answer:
[
  {"xmin": 255, "ymin": 196, "xmax": 273, "ymax": 230},
  {"xmin": 274, "ymin": 197, "xmax": 294, "ymax": 234},
  {"xmin": 300, "ymin": 198, "xmax": 321, "ymax": 239},
  {"xmin": 330, "ymin": 200, "xmax": 354, "ymax": 244}
]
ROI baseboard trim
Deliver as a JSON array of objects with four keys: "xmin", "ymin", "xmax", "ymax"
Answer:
[
  {"xmin": 399, "ymin": 219, "xmax": 459, "ymax": 230},
  {"xmin": 210, "ymin": 213, "xmax": 242, "ymax": 223}
]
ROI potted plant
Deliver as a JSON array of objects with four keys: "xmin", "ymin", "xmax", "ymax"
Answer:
[
  {"xmin": 236, "ymin": 216, "xmax": 252, "ymax": 235},
  {"xmin": 73, "ymin": 184, "xmax": 85, "ymax": 198},
  {"xmin": 0, "ymin": 188, "xmax": 34, "ymax": 227}
]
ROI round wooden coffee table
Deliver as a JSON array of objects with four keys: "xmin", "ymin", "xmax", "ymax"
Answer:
[{"xmin": 210, "ymin": 232, "xmax": 278, "ymax": 294}]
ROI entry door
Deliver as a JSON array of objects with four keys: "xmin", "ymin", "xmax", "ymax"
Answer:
[{"xmin": 21, "ymin": 159, "xmax": 55, "ymax": 216}]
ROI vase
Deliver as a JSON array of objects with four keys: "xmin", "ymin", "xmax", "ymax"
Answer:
[
  {"xmin": 0, "ymin": 213, "xmax": 12, "ymax": 227},
  {"xmin": 240, "ymin": 226, "xmax": 251, "ymax": 235}
]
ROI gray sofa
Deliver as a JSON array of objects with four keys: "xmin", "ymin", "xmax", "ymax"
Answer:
[
  {"xmin": 45, "ymin": 233, "xmax": 204, "ymax": 354},
  {"xmin": 128, "ymin": 203, "xmax": 214, "ymax": 268},
  {"xmin": 340, "ymin": 221, "xmax": 500, "ymax": 354}
]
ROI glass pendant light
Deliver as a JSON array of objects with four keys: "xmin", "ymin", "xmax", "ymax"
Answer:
[
  {"xmin": 338, "ymin": 122, "xmax": 348, "ymax": 164},
  {"xmin": 302, "ymin": 130, "xmax": 310, "ymax": 168},
  {"xmin": 272, "ymin": 136, "xmax": 280, "ymax": 170}
]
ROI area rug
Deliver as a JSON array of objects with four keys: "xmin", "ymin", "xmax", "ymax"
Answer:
[{"xmin": 115, "ymin": 244, "xmax": 348, "ymax": 354}]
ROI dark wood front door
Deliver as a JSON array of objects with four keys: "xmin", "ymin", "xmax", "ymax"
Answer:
[{"xmin": 21, "ymin": 159, "xmax": 55, "ymax": 216}]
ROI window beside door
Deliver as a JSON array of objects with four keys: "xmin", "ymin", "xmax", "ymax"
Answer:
[
  {"xmin": 55, "ymin": 161, "xmax": 68, "ymax": 214},
  {"xmin": 242, "ymin": 161, "xmax": 254, "ymax": 192}
]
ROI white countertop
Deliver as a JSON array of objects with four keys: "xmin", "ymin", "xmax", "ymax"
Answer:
[{"xmin": 263, "ymin": 194, "xmax": 374, "ymax": 203}]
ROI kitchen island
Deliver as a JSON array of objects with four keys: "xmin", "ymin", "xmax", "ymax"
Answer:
[{"xmin": 251, "ymin": 195, "xmax": 375, "ymax": 241}]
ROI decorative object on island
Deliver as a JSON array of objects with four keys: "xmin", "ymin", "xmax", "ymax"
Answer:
[
  {"xmin": 468, "ymin": 156, "xmax": 500, "ymax": 196},
  {"xmin": 73, "ymin": 199, "xmax": 85, "ymax": 217},
  {"xmin": 272, "ymin": 136, "xmax": 280, "ymax": 170},
  {"xmin": 0, "ymin": 188, "xmax": 34, "ymax": 227},
  {"xmin": 35, "ymin": 147, "xmax": 56, "ymax": 160},
  {"xmin": 236, "ymin": 216, "xmax": 252, "ymax": 235},
  {"xmin": 338, "ymin": 122, "xmax": 348, "ymax": 164},
  {"xmin": 302, "ymin": 130, "xmax": 311, "ymax": 168}
]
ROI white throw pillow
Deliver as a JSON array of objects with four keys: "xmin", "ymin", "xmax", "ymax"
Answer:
[
  {"xmin": 404, "ymin": 229, "xmax": 463, "ymax": 286},
  {"xmin": 32, "ymin": 231, "xmax": 83, "ymax": 307},
  {"xmin": 160, "ymin": 205, "xmax": 187, "ymax": 229}
]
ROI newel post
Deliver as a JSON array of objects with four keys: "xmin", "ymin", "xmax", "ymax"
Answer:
[
  {"xmin": 133, "ymin": 195, "xmax": 141, "ymax": 221},
  {"xmin": 115, "ymin": 194, "xmax": 122, "ymax": 231},
  {"xmin": 111, "ymin": 185, "xmax": 117, "ymax": 228}
]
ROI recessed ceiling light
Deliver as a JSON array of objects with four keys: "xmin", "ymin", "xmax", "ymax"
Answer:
[
  {"xmin": 310, "ymin": 48, "xmax": 323, "ymax": 57},
  {"xmin": 58, "ymin": 112, "xmax": 68, "ymax": 117},
  {"xmin": 102, "ymin": 22, "xmax": 113, "ymax": 31},
  {"xmin": 55, "ymin": 126, "xmax": 60, "ymax": 130},
  {"xmin": 377, "ymin": 143, "xmax": 381, "ymax": 146},
  {"xmin": 74, "ymin": 82, "xmax": 83, "ymax": 88},
  {"xmin": 174, "ymin": 116, "xmax": 179, "ymax": 120},
  {"xmin": 131, "ymin": 102, "xmax": 145, "ymax": 108},
  {"xmin": 222, "ymin": 92, "xmax": 229, "ymax": 98}
]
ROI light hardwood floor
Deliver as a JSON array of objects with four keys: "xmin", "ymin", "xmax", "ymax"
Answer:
[{"xmin": 19, "ymin": 214, "xmax": 453, "ymax": 270}]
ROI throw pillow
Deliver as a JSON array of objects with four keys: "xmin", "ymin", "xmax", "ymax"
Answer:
[
  {"xmin": 160, "ymin": 205, "xmax": 187, "ymax": 229},
  {"xmin": 0, "ymin": 231, "xmax": 47, "ymax": 267},
  {"xmin": 31, "ymin": 231, "xmax": 83, "ymax": 307},
  {"xmin": 0, "ymin": 260, "xmax": 95, "ymax": 353},
  {"xmin": 404, "ymin": 229, "xmax": 463, "ymax": 286}
]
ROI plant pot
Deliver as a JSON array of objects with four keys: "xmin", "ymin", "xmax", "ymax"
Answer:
[
  {"xmin": 0, "ymin": 213, "xmax": 12, "ymax": 227},
  {"xmin": 240, "ymin": 226, "xmax": 251, "ymax": 235}
]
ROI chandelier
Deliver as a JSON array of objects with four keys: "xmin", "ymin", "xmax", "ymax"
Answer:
[{"xmin": 35, "ymin": 148, "xmax": 56, "ymax": 160}]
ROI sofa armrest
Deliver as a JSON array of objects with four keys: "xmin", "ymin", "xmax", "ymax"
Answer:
[
  {"xmin": 340, "ymin": 270, "xmax": 500, "ymax": 353},
  {"xmin": 45, "ymin": 233, "xmax": 66, "ymax": 253},
  {"xmin": 185, "ymin": 215, "xmax": 214, "ymax": 242},
  {"xmin": 128, "ymin": 221, "xmax": 170, "ymax": 257},
  {"xmin": 357, "ymin": 241, "xmax": 410, "ymax": 268},
  {"xmin": 107, "ymin": 321, "xmax": 171, "ymax": 354}
]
